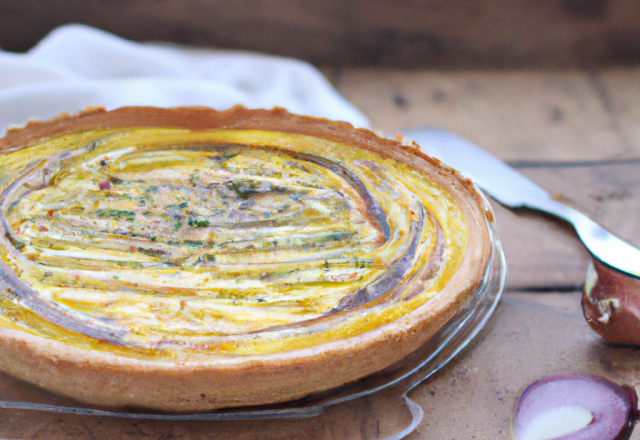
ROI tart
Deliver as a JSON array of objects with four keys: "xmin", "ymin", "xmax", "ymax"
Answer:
[{"xmin": 0, "ymin": 106, "xmax": 493, "ymax": 412}]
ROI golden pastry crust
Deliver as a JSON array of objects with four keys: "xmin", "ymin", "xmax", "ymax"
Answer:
[{"xmin": 0, "ymin": 106, "xmax": 492, "ymax": 412}]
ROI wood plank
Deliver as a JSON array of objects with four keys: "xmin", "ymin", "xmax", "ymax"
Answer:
[
  {"xmin": 599, "ymin": 67, "xmax": 640, "ymax": 157},
  {"xmin": 334, "ymin": 68, "xmax": 640, "ymax": 290},
  {"xmin": 0, "ymin": 390, "xmax": 414, "ymax": 440},
  {"xmin": 407, "ymin": 292, "xmax": 640, "ymax": 439},
  {"xmin": 518, "ymin": 162, "xmax": 640, "ymax": 249},
  {"xmin": 492, "ymin": 200, "xmax": 591, "ymax": 291},
  {"xmin": 2, "ymin": 1, "xmax": 640, "ymax": 68},
  {"xmin": 489, "ymin": 161, "xmax": 640, "ymax": 290},
  {"xmin": 335, "ymin": 69, "xmax": 631, "ymax": 162}
]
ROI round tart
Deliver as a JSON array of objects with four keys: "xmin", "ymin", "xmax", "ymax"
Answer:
[{"xmin": 0, "ymin": 106, "xmax": 493, "ymax": 412}]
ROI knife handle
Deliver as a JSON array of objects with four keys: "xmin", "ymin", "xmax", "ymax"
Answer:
[{"xmin": 521, "ymin": 197, "xmax": 640, "ymax": 279}]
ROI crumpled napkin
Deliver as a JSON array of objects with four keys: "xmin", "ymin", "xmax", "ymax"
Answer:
[{"xmin": 0, "ymin": 24, "xmax": 369, "ymax": 136}]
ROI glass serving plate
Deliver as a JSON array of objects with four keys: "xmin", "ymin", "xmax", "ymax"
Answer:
[{"xmin": 0, "ymin": 217, "xmax": 506, "ymax": 428}]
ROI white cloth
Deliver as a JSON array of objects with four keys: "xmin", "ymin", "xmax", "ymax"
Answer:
[{"xmin": 0, "ymin": 24, "xmax": 369, "ymax": 136}]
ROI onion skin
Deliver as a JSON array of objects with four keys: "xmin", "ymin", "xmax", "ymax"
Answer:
[
  {"xmin": 620, "ymin": 385, "xmax": 640, "ymax": 440},
  {"xmin": 512, "ymin": 375, "xmax": 638, "ymax": 440},
  {"xmin": 582, "ymin": 259, "xmax": 640, "ymax": 345}
]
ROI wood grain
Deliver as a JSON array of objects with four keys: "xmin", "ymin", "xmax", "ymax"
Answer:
[
  {"xmin": 1, "ymin": 1, "xmax": 640, "ymax": 68},
  {"xmin": 599, "ymin": 67, "xmax": 640, "ymax": 155},
  {"xmin": 335, "ymin": 68, "xmax": 638, "ymax": 162},
  {"xmin": 335, "ymin": 67, "xmax": 640, "ymax": 291},
  {"xmin": 491, "ymin": 161, "xmax": 640, "ymax": 290},
  {"xmin": 407, "ymin": 292, "xmax": 640, "ymax": 439}
]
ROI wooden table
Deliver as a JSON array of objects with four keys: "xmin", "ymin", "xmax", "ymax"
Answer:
[
  {"xmin": 1, "ymin": 67, "xmax": 640, "ymax": 439},
  {"xmin": 336, "ymin": 67, "xmax": 640, "ymax": 439}
]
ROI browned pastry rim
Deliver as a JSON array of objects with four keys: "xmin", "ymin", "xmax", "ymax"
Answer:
[{"xmin": 0, "ymin": 106, "xmax": 493, "ymax": 412}]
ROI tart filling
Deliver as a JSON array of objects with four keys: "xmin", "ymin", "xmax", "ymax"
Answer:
[
  {"xmin": 0, "ymin": 126, "xmax": 466, "ymax": 357},
  {"xmin": 0, "ymin": 107, "xmax": 492, "ymax": 411}
]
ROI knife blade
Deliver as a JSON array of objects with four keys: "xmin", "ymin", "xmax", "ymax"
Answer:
[
  {"xmin": 399, "ymin": 128, "xmax": 550, "ymax": 208},
  {"xmin": 399, "ymin": 127, "xmax": 640, "ymax": 278}
]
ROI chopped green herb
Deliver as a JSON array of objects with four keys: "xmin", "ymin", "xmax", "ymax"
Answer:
[
  {"xmin": 227, "ymin": 180, "xmax": 267, "ymax": 200},
  {"xmin": 95, "ymin": 209, "xmax": 135, "ymax": 221},
  {"xmin": 188, "ymin": 217, "xmax": 210, "ymax": 228},
  {"xmin": 166, "ymin": 201, "xmax": 188, "ymax": 210}
]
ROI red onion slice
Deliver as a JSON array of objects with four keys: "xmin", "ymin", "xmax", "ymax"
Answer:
[{"xmin": 512, "ymin": 375, "xmax": 638, "ymax": 440}]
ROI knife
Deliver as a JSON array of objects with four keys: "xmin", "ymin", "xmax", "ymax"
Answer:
[{"xmin": 399, "ymin": 128, "xmax": 640, "ymax": 279}]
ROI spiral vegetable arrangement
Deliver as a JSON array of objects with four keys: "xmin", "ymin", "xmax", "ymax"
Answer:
[{"xmin": 0, "ymin": 107, "xmax": 492, "ymax": 411}]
